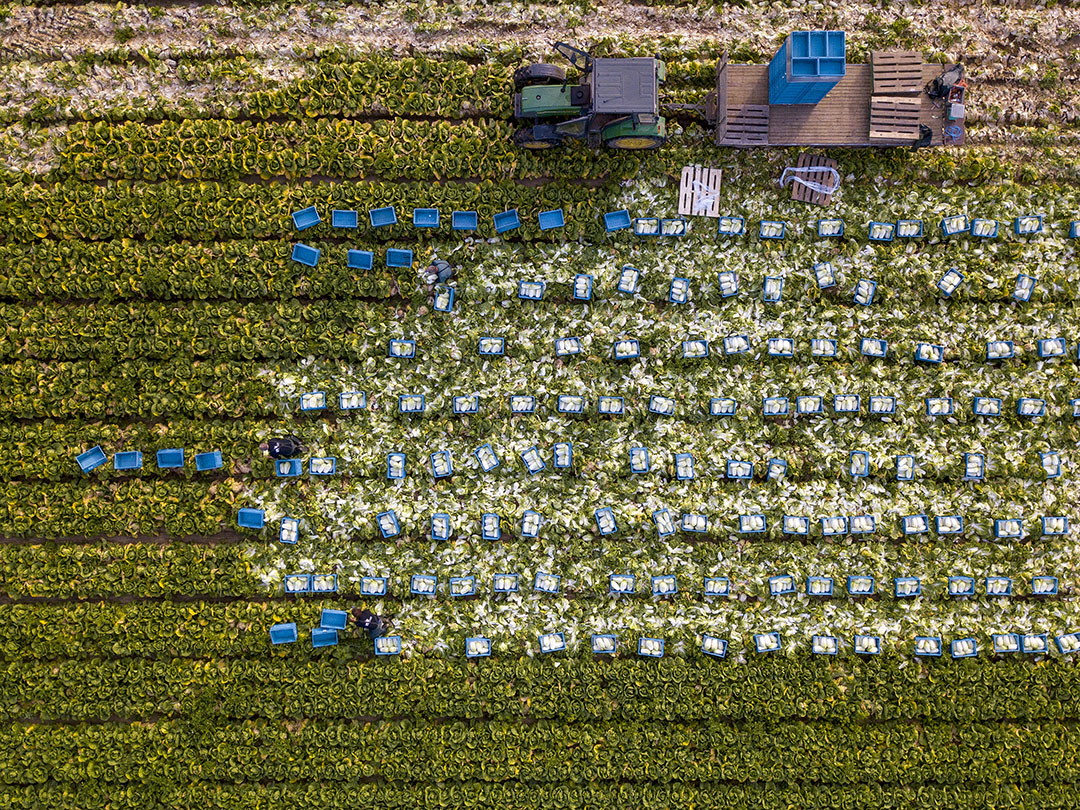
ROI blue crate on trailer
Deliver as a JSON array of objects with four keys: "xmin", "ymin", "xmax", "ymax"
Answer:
[
  {"xmin": 312, "ymin": 628, "xmax": 338, "ymax": 649},
  {"xmin": 433, "ymin": 285, "xmax": 455, "ymax": 313},
  {"xmin": 754, "ymin": 632, "xmax": 782, "ymax": 653},
  {"xmin": 769, "ymin": 574, "xmax": 797, "ymax": 596},
  {"xmin": 291, "ymin": 206, "xmax": 320, "ymax": 231},
  {"xmin": 702, "ymin": 635, "xmax": 728, "ymax": 658},
  {"xmin": 538, "ymin": 209, "xmax": 565, "ymax": 230},
  {"xmin": 633, "ymin": 217, "xmax": 660, "ymax": 237},
  {"xmin": 493, "ymin": 573, "xmax": 519, "ymax": 594},
  {"xmin": 377, "ymin": 510, "xmax": 401, "ymax": 538},
  {"xmin": 279, "ymin": 517, "xmax": 299, "ymax": 545},
  {"xmin": 553, "ymin": 442, "xmax": 573, "ymax": 469},
  {"xmin": 817, "ymin": 218, "xmax": 843, "ymax": 237},
  {"xmin": 375, "ymin": 636, "xmax": 402, "ymax": 656},
  {"xmin": 941, "ymin": 214, "xmax": 968, "ymax": 236},
  {"xmin": 321, "ymin": 609, "xmax": 349, "ymax": 631},
  {"xmin": 370, "ymin": 206, "xmax": 397, "ymax": 227},
  {"xmin": 759, "ymin": 220, "xmax": 785, "ymax": 239},
  {"xmin": 1022, "ymin": 634, "xmax": 1048, "ymax": 654},
  {"xmin": 915, "ymin": 637, "xmax": 942, "ymax": 657},
  {"xmin": 894, "ymin": 577, "xmax": 921, "ymax": 598},
  {"xmin": 970, "ymin": 218, "xmax": 997, "ymax": 238},
  {"xmin": 194, "ymin": 450, "xmax": 223, "ymax": 471},
  {"xmin": 386, "ymin": 248, "xmax": 413, "ymax": 268},
  {"xmin": 270, "ymin": 623, "xmax": 298, "ymax": 644},
  {"xmin": 951, "ymin": 638, "xmax": 978, "ymax": 659},
  {"xmin": 739, "ymin": 514, "xmax": 767, "ymax": 534},
  {"xmin": 291, "ymin": 243, "xmax": 320, "ymax": 266},
  {"xmin": 76, "ymin": 445, "xmax": 107, "ymax": 473},
  {"xmin": 452, "ymin": 210, "xmax": 477, "ymax": 231},
  {"xmin": 238, "ymin": 508, "xmax": 265, "ymax": 529},
  {"xmin": 595, "ymin": 506, "xmax": 618, "ymax": 536},
  {"xmin": 704, "ymin": 576, "xmax": 730, "ymax": 596},
  {"xmin": 493, "ymin": 210, "xmax": 520, "ymax": 233},
  {"xmin": 638, "ymin": 637, "xmax": 665, "ymax": 658},
  {"xmin": 430, "ymin": 513, "xmax": 451, "ymax": 541},
  {"xmin": 331, "ymin": 209, "xmax": 358, "ymax": 229},
  {"xmin": 604, "ymin": 209, "xmax": 632, "ymax": 232},
  {"xmin": 347, "ymin": 249, "xmax": 374, "ymax": 270},
  {"xmin": 275, "ymin": 458, "xmax": 302, "ymax": 478},
  {"xmin": 985, "ymin": 576, "xmax": 1013, "ymax": 597},
  {"xmin": 309, "ymin": 457, "xmax": 336, "ymax": 476},
  {"xmin": 413, "ymin": 208, "xmax": 440, "ymax": 228},
  {"xmin": 768, "ymin": 31, "xmax": 846, "ymax": 106},
  {"xmin": 717, "ymin": 215, "xmax": 745, "ymax": 236},
  {"xmin": 896, "ymin": 219, "xmax": 923, "ymax": 238},
  {"xmin": 806, "ymin": 576, "xmax": 833, "ymax": 597},
  {"xmin": 113, "ymin": 451, "xmax": 142, "ymax": 471},
  {"xmin": 868, "ymin": 222, "xmax": 895, "ymax": 242},
  {"xmin": 156, "ymin": 448, "xmax": 184, "ymax": 469},
  {"xmin": 592, "ymin": 634, "xmax": 618, "ymax": 654},
  {"xmin": 1014, "ymin": 215, "xmax": 1043, "ymax": 236},
  {"xmin": 465, "ymin": 637, "xmax": 492, "ymax": 659}
]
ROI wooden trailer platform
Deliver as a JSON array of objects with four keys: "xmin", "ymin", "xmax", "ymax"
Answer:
[{"xmin": 710, "ymin": 55, "xmax": 961, "ymax": 148}]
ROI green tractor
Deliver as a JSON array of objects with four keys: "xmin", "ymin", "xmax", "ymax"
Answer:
[{"xmin": 512, "ymin": 42, "xmax": 667, "ymax": 151}]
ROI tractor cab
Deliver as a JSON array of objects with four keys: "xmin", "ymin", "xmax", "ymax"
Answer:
[{"xmin": 512, "ymin": 42, "xmax": 667, "ymax": 151}]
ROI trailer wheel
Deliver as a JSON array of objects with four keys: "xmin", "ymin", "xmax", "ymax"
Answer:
[
  {"xmin": 512, "ymin": 64, "xmax": 567, "ymax": 91},
  {"xmin": 513, "ymin": 126, "xmax": 562, "ymax": 150},
  {"xmin": 604, "ymin": 134, "xmax": 666, "ymax": 150}
]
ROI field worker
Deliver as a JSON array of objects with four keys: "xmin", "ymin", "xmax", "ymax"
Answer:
[
  {"xmin": 423, "ymin": 259, "xmax": 453, "ymax": 286},
  {"xmin": 352, "ymin": 608, "xmax": 393, "ymax": 639},
  {"xmin": 259, "ymin": 435, "xmax": 307, "ymax": 459}
]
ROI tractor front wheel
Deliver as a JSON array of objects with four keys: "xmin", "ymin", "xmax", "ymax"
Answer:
[
  {"xmin": 513, "ymin": 127, "xmax": 562, "ymax": 150},
  {"xmin": 604, "ymin": 134, "xmax": 666, "ymax": 150},
  {"xmin": 512, "ymin": 63, "xmax": 566, "ymax": 91}
]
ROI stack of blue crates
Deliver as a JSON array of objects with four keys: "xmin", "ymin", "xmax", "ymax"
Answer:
[{"xmin": 769, "ymin": 31, "xmax": 846, "ymax": 105}]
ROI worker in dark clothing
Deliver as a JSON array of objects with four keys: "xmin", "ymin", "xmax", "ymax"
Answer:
[
  {"xmin": 352, "ymin": 608, "xmax": 392, "ymax": 640},
  {"xmin": 259, "ymin": 436, "xmax": 307, "ymax": 459},
  {"xmin": 423, "ymin": 259, "xmax": 454, "ymax": 286}
]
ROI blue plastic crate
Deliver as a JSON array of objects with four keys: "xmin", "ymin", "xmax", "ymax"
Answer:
[
  {"xmin": 763, "ymin": 276, "xmax": 784, "ymax": 303},
  {"xmin": 430, "ymin": 513, "xmax": 451, "ymax": 541},
  {"xmin": 299, "ymin": 390, "xmax": 326, "ymax": 411},
  {"xmin": 638, "ymin": 637, "xmax": 664, "ymax": 658},
  {"xmin": 817, "ymin": 218, "xmax": 843, "ymax": 237},
  {"xmin": 433, "ymin": 285, "xmax": 455, "ymax": 313},
  {"xmin": 571, "ymin": 274, "xmax": 593, "ymax": 301},
  {"xmin": 478, "ymin": 337, "xmax": 505, "ymax": 356},
  {"xmin": 493, "ymin": 210, "xmax": 520, "ymax": 233},
  {"xmin": 613, "ymin": 339, "xmax": 640, "ymax": 360},
  {"xmin": 914, "ymin": 637, "xmax": 942, "ymax": 657},
  {"xmin": 669, "ymin": 277, "xmax": 690, "ymax": 304},
  {"xmin": 430, "ymin": 450, "xmax": 453, "ymax": 479},
  {"xmin": 340, "ymin": 391, "xmax": 367, "ymax": 411},
  {"xmin": 739, "ymin": 514, "xmax": 767, "ymax": 534},
  {"xmin": 850, "ymin": 515, "xmax": 876, "ymax": 534},
  {"xmin": 762, "ymin": 396, "xmax": 789, "ymax": 417},
  {"xmin": 194, "ymin": 450, "xmax": 223, "ymax": 471},
  {"xmin": 520, "ymin": 510, "xmax": 541, "ymax": 539},
  {"xmin": 853, "ymin": 279, "xmax": 877, "ymax": 306},
  {"xmin": 1042, "ymin": 516, "xmax": 1069, "ymax": 536},
  {"xmin": 291, "ymin": 206, "xmax": 321, "ymax": 231},
  {"xmin": 853, "ymin": 634, "xmax": 882, "ymax": 656},
  {"xmin": 388, "ymin": 338, "xmax": 416, "ymax": 359},
  {"xmin": 868, "ymin": 222, "xmax": 895, "ymax": 242},
  {"xmin": 951, "ymin": 638, "xmax": 978, "ymax": 659},
  {"xmin": 279, "ymin": 517, "xmax": 299, "ymax": 545},
  {"xmin": 811, "ymin": 635, "xmax": 839, "ymax": 656},
  {"xmin": 970, "ymin": 218, "xmax": 998, "ymax": 238},
  {"xmin": 940, "ymin": 214, "xmax": 968, "ymax": 236},
  {"xmin": 653, "ymin": 510, "xmax": 677, "ymax": 538},
  {"xmin": 493, "ymin": 573, "xmax": 519, "ymax": 594},
  {"xmin": 331, "ymin": 209, "xmax": 358, "ymax": 229},
  {"xmin": 386, "ymin": 249, "xmax": 413, "ymax": 268},
  {"xmin": 604, "ymin": 209, "xmax": 632, "ymax": 232},
  {"xmin": 76, "ymin": 445, "xmax": 107, "ymax": 473},
  {"xmin": 1017, "ymin": 398, "xmax": 1045, "ymax": 418},
  {"xmin": 538, "ymin": 209, "xmax": 565, "ymax": 230},
  {"xmin": 937, "ymin": 268, "xmax": 964, "ymax": 296},
  {"xmin": 553, "ymin": 442, "xmax": 573, "ymax": 469},
  {"xmin": 759, "ymin": 220, "xmax": 785, "ymax": 239},
  {"xmin": 1056, "ymin": 633, "xmax": 1080, "ymax": 655},
  {"xmin": 633, "ymin": 217, "xmax": 660, "ymax": 237},
  {"xmin": 452, "ymin": 395, "xmax": 479, "ymax": 415},
  {"xmin": 518, "ymin": 280, "xmax": 545, "ymax": 301},
  {"xmin": 925, "ymin": 397, "xmax": 954, "ymax": 417},
  {"xmin": 538, "ymin": 632, "xmax": 566, "ymax": 654},
  {"xmin": 1014, "ymin": 273, "xmax": 1037, "ymax": 302},
  {"xmin": 509, "ymin": 395, "xmax": 537, "ymax": 414},
  {"xmin": 1033, "ymin": 576, "xmax": 1059, "ymax": 596},
  {"xmin": 767, "ymin": 458, "xmax": 788, "ymax": 480},
  {"xmin": 848, "ymin": 575, "xmax": 875, "ymax": 596},
  {"xmin": 595, "ymin": 506, "xmax": 618, "ymax": 535},
  {"xmin": 894, "ymin": 577, "xmax": 921, "ymax": 598},
  {"xmin": 710, "ymin": 397, "xmax": 737, "ymax": 417},
  {"xmin": 860, "ymin": 338, "xmax": 887, "ymax": 358},
  {"xmin": 481, "ymin": 512, "xmax": 501, "ymax": 541},
  {"xmin": 1037, "ymin": 338, "xmax": 1066, "ymax": 359},
  {"xmin": 806, "ymin": 576, "xmax": 833, "ymax": 596},
  {"xmin": 682, "ymin": 512, "xmax": 707, "ymax": 533},
  {"xmin": 377, "ymin": 510, "xmax": 401, "ymax": 538},
  {"xmin": 311, "ymin": 574, "xmax": 338, "ymax": 594},
  {"xmin": 413, "ymin": 208, "xmax": 440, "ymax": 228},
  {"xmin": 284, "ymin": 574, "xmax": 311, "ymax": 594},
  {"xmin": 985, "ymin": 576, "xmax": 1013, "ymax": 597},
  {"xmin": 311, "ymin": 628, "xmax": 338, "ymax": 649},
  {"xmin": 410, "ymin": 574, "xmax": 438, "ymax": 596},
  {"xmin": 113, "ymin": 451, "xmax": 142, "ymax": 471},
  {"xmin": 813, "ymin": 262, "xmax": 837, "ymax": 289},
  {"xmin": 868, "ymin": 395, "xmax": 896, "ymax": 416},
  {"xmin": 702, "ymin": 635, "xmax": 728, "ymax": 658},
  {"xmin": 936, "ymin": 515, "xmax": 964, "ymax": 535},
  {"xmin": 309, "ymin": 457, "xmax": 336, "ymax": 476},
  {"xmin": 768, "ymin": 337, "xmax": 794, "ymax": 357},
  {"xmin": 717, "ymin": 215, "xmax": 744, "ymax": 236},
  {"xmin": 520, "ymin": 446, "xmax": 545, "ymax": 475},
  {"xmin": 1021, "ymin": 634, "xmax": 1048, "ymax": 654},
  {"xmin": 836, "ymin": 394, "xmax": 861, "ymax": 415},
  {"xmin": 592, "ymin": 634, "xmax": 618, "ymax": 654},
  {"xmin": 238, "ymin": 508, "xmax": 265, "ymax": 529},
  {"xmin": 704, "ymin": 576, "xmax": 730, "ymax": 596},
  {"xmin": 347, "ymin": 249, "xmax": 374, "ymax": 270},
  {"xmin": 449, "ymin": 576, "xmax": 476, "ymax": 598},
  {"xmin": 374, "ymin": 636, "xmax": 402, "ymax": 656},
  {"xmin": 901, "ymin": 514, "xmax": 930, "ymax": 535},
  {"xmin": 465, "ymin": 637, "xmax": 492, "ymax": 659},
  {"xmin": 679, "ymin": 340, "xmax": 709, "ymax": 361},
  {"xmin": 754, "ymin": 632, "xmax": 782, "ymax": 653},
  {"xmin": 661, "ymin": 218, "xmax": 686, "ymax": 236},
  {"xmin": 369, "ymin": 206, "xmax": 397, "ymax": 227},
  {"xmin": 474, "ymin": 443, "xmax": 499, "ymax": 473},
  {"xmin": 769, "ymin": 31, "xmax": 846, "ymax": 105},
  {"xmin": 534, "ymin": 571, "xmax": 561, "ymax": 594},
  {"xmin": 820, "ymin": 516, "xmax": 847, "ymax": 536},
  {"xmin": 274, "ymin": 458, "xmax": 302, "ymax": 478},
  {"xmin": 992, "ymin": 634, "xmax": 1020, "ymax": 654},
  {"xmin": 452, "ymin": 210, "xmax": 478, "ymax": 231},
  {"xmin": 291, "ymin": 243, "xmax": 320, "ymax": 267},
  {"xmin": 270, "ymin": 623, "xmax": 298, "ymax": 644},
  {"xmin": 896, "ymin": 219, "xmax": 923, "ymax": 238},
  {"xmin": 769, "ymin": 574, "xmax": 797, "ymax": 596},
  {"xmin": 156, "ymin": 448, "xmax": 184, "ymax": 468},
  {"xmin": 320, "ymin": 609, "xmax": 349, "ymax": 631},
  {"xmin": 1070, "ymin": 221, "xmax": 1080, "ymax": 239}
]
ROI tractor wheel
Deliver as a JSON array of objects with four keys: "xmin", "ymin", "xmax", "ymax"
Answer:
[
  {"xmin": 513, "ymin": 127, "xmax": 562, "ymax": 150},
  {"xmin": 512, "ymin": 63, "xmax": 566, "ymax": 91},
  {"xmin": 604, "ymin": 134, "xmax": 666, "ymax": 150}
]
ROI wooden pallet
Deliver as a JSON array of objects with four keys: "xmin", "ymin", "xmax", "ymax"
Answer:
[
  {"xmin": 678, "ymin": 165, "xmax": 723, "ymax": 218},
  {"xmin": 789, "ymin": 153, "xmax": 839, "ymax": 206},
  {"xmin": 871, "ymin": 51, "xmax": 924, "ymax": 95},
  {"xmin": 720, "ymin": 104, "xmax": 770, "ymax": 146},
  {"xmin": 869, "ymin": 96, "xmax": 922, "ymax": 142}
]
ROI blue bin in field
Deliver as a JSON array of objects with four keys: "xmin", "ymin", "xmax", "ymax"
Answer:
[
  {"xmin": 238, "ymin": 508, "xmax": 265, "ymax": 529},
  {"xmin": 370, "ymin": 206, "xmax": 397, "ymax": 227},
  {"xmin": 413, "ymin": 208, "xmax": 440, "ymax": 228},
  {"xmin": 274, "ymin": 458, "xmax": 303, "ymax": 478},
  {"xmin": 538, "ymin": 209, "xmax": 565, "ymax": 230},
  {"xmin": 270, "ymin": 623, "xmax": 298, "ymax": 644},
  {"xmin": 320, "ymin": 609, "xmax": 349, "ymax": 631},
  {"xmin": 156, "ymin": 448, "xmax": 184, "ymax": 468},
  {"xmin": 452, "ymin": 210, "xmax": 478, "ymax": 231},
  {"xmin": 493, "ymin": 210, "xmax": 521, "ymax": 233},
  {"xmin": 194, "ymin": 451, "xmax": 223, "ymax": 471},
  {"xmin": 769, "ymin": 31, "xmax": 846, "ymax": 105},
  {"xmin": 113, "ymin": 451, "xmax": 143, "ymax": 471},
  {"xmin": 331, "ymin": 209, "xmax": 358, "ymax": 229},
  {"xmin": 347, "ymin": 250, "xmax": 374, "ymax": 270},
  {"xmin": 76, "ymin": 446, "xmax": 107, "ymax": 473},
  {"xmin": 604, "ymin": 209, "xmax": 632, "ymax": 232},
  {"xmin": 312, "ymin": 628, "xmax": 338, "ymax": 648},
  {"xmin": 291, "ymin": 243, "xmax": 320, "ymax": 267},
  {"xmin": 291, "ymin": 206, "xmax": 320, "ymax": 231},
  {"xmin": 386, "ymin": 249, "xmax": 413, "ymax": 268}
]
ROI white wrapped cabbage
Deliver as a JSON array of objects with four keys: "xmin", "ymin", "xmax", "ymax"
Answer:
[
  {"xmin": 757, "ymin": 633, "xmax": 779, "ymax": 651},
  {"xmin": 611, "ymin": 575, "xmax": 635, "ymax": 593},
  {"xmin": 300, "ymin": 392, "xmax": 324, "ymax": 409},
  {"xmin": 388, "ymin": 454, "xmax": 405, "ymax": 477},
  {"xmin": 813, "ymin": 636, "xmax": 837, "ymax": 654},
  {"xmin": 729, "ymin": 461, "xmax": 752, "ymax": 478},
  {"xmin": 593, "ymin": 635, "xmax": 615, "ymax": 652}
]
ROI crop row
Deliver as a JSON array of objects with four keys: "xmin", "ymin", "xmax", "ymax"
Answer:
[
  {"xmin": 2, "ymin": 656, "xmax": 1079, "ymax": 723},
  {"xmin": 3, "ymin": 718, "xmax": 1079, "ymax": 785}
]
